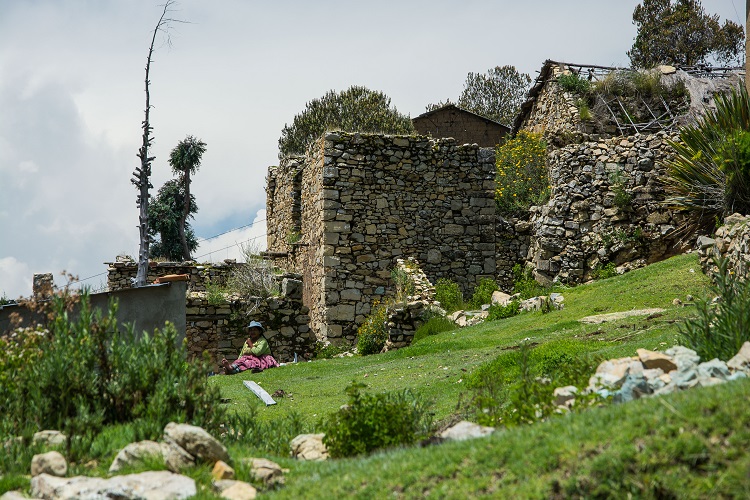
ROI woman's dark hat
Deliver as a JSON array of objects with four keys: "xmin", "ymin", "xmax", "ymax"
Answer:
[{"xmin": 247, "ymin": 320, "xmax": 265, "ymax": 333}]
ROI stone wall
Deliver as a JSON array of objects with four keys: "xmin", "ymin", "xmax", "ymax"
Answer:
[
  {"xmin": 107, "ymin": 261, "xmax": 315, "ymax": 365},
  {"xmin": 106, "ymin": 259, "xmax": 240, "ymax": 292},
  {"xmin": 697, "ymin": 213, "xmax": 750, "ymax": 278},
  {"xmin": 528, "ymin": 131, "xmax": 685, "ymax": 283},
  {"xmin": 268, "ymin": 133, "xmax": 504, "ymax": 343},
  {"xmin": 266, "ymin": 156, "xmax": 304, "ymax": 255},
  {"xmin": 185, "ymin": 283, "xmax": 313, "ymax": 369},
  {"xmin": 520, "ymin": 64, "xmax": 582, "ymax": 139}
]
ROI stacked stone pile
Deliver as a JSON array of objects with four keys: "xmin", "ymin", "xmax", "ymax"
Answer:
[
  {"xmin": 554, "ymin": 343, "xmax": 750, "ymax": 409},
  {"xmin": 529, "ymin": 131, "xmax": 684, "ymax": 284},
  {"xmin": 386, "ymin": 258, "xmax": 440, "ymax": 348},
  {"xmin": 697, "ymin": 213, "xmax": 750, "ymax": 278}
]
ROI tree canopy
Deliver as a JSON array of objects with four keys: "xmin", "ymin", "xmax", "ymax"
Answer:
[
  {"xmin": 278, "ymin": 85, "xmax": 415, "ymax": 158},
  {"xmin": 148, "ymin": 179, "xmax": 198, "ymax": 261},
  {"xmin": 628, "ymin": 0, "xmax": 743, "ymax": 68},
  {"xmin": 168, "ymin": 135, "xmax": 206, "ymax": 261},
  {"xmin": 457, "ymin": 66, "xmax": 531, "ymax": 125}
]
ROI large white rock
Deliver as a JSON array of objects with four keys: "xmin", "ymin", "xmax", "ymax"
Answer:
[
  {"xmin": 109, "ymin": 440, "xmax": 164, "ymax": 473},
  {"xmin": 0, "ymin": 492, "xmax": 38, "ymax": 500},
  {"xmin": 728, "ymin": 341, "xmax": 750, "ymax": 372},
  {"xmin": 31, "ymin": 451, "xmax": 67, "ymax": 477},
  {"xmin": 163, "ymin": 423, "xmax": 229, "ymax": 464},
  {"xmin": 245, "ymin": 458, "xmax": 286, "ymax": 486},
  {"xmin": 220, "ymin": 481, "xmax": 257, "ymax": 500},
  {"xmin": 32, "ymin": 431, "xmax": 67, "ymax": 449},
  {"xmin": 491, "ymin": 290, "xmax": 512, "ymax": 306},
  {"xmin": 31, "ymin": 471, "xmax": 196, "ymax": 500},
  {"xmin": 160, "ymin": 439, "xmax": 195, "ymax": 473},
  {"xmin": 439, "ymin": 421, "xmax": 495, "ymax": 441},
  {"xmin": 290, "ymin": 433, "xmax": 328, "ymax": 461}
]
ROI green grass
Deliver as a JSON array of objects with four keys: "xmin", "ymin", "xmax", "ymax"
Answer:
[
  {"xmin": 4, "ymin": 254, "xmax": 730, "ymax": 499},
  {"xmin": 210, "ymin": 253, "xmax": 710, "ymax": 429}
]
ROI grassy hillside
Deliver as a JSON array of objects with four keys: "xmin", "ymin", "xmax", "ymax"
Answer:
[
  {"xmin": 8, "ymin": 253, "xmax": 747, "ymax": 499},
  {"xmin": 211, "ymin": 253, "xmax": 711, "ymax": 427}
]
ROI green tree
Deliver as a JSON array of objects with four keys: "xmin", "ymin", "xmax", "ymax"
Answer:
[
  {"xmin": 426, "ymin": 66, "xmax": 531, "ymax": 126},
  {"xmin": 278, "ymin": 85, "xmax": 414, "ymax": 158},
  {"xmin": 628, "ymin": 0, "xmax": 744, "ymax": 68},
  {"xmin": 168, "ymin": 135, "xmax": 206, "ymax": 261},
  {"xmin": 148, "ymin": 179, "xmax": 198, "ymax": 261}
]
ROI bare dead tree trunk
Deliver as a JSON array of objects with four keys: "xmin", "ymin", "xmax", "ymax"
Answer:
[{"xmin": 132, "ymin": 1, "xmax": 175, "ymax": 287}]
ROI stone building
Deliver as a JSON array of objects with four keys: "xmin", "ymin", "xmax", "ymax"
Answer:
[
  {"xmin": 266, "ymin": 133, "xmax": 525, "ymax": 343},
  {"xmin": 412, "ymin": 104, "xmax": 509, "ymax": 147}
]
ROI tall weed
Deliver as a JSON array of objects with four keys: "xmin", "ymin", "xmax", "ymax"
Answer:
[{"xmin": 681, "ymin": 257, "xmax": 750, "ymax": 360}]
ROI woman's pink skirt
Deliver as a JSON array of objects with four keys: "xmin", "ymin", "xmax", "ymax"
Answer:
[{"xmin": 233, "ymin": 354, "xmax": 279, "ymax": 372}]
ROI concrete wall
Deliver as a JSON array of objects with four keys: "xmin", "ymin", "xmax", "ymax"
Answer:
[{"xmin": 0, "ymin": 282, "xmax": 187, "ymax": 343}]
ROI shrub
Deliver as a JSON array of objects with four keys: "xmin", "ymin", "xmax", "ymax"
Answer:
[
  {"xmin": 486, "ymin": 300, "xmax": 520, "ymax": 321},
  {"xmin": 228, "ymin": 242, "xmax": 279, "ymax": 299},
  {"xmin": 470, "ymin": 277, "xmax": 499, "ymax": 309},
  {"xmin": 322, "ymin": 382, "xmax": 433, "ymax": 458},
  {"xmin": 313, "ymin": 341, "xmax": 350, "ymax": 359},
  {"xmin": 512, "ymin": 263, "xmax": 549, "ymax": 300},
  {"xmin": 681, "ymin": 258, "xmax": 750, "ymax": 361},
  {"xmin": 609, "ymin": 168, "xmax": 632, "ymax": 210},
  {"xmin": 434, "ymin": 278, "xmax": 463, "ymax": 313},
  {"xmin": 591, "ymin": 262, "xmax": 618, "ymax": 280},
  {"xmin": 495, "ymin": 131, "xmax": 549, "ymax": 216},
  {"xmin": 663, "ymin": 86, "xmax": 750, "ymax": 235},
  {"xmin": 470, "ymin": 340, "xmax": 603, "ymax": 428},
  {"xmin": 557, "ymin": 72, "xmax": 591, "ymax": 94},
  {"xmin": 356, "ymin": 302, "xmax": 389, "ymax": 355},
  {"xmin": 391, "ymin": 267, "xmax": 416, "ymax": 302},
  {"xmin": 412, "ymin": 316, "xmax": 456, "ymax": 343},
  {"xmin": 0, "ymin": 292, "xmax": 224, "ymax": 464},
  {"xmin": 205, "ymin": 279, "xmax": 227, "ymax": 306}
]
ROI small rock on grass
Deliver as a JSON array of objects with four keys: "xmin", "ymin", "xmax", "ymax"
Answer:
[
  {"xmin": 220, "ymin": 481, "xmax": 257, "ymax": 500},
  {"xmin": 31, "ymin": 451, "xmax": 67, "ymax": 477}
]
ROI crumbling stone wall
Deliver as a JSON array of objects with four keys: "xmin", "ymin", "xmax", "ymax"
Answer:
[
  {"xmin": 528, "ymin": 131, "xmax": 685, "ymax": 283},
  {"xmin": 520, "ymin": 64, "xmax": 582, "ymax": 139},
  {"xmin": 268, "ymin": 133, "xmax": 504, "ymax": 343},
  {"xmin": 107, "ymin": 261, "xmax": 314, "ymax": 364},
  {"xmin": 266, "ymin": 156, "xmax": 303, "ymax": 255},
  {"xmin": 107, "ymin": 259, "xmax": 240, "ymax": 292},
  {"xmin": 697, "ymin": 213, "xmax": 750, "ymax": 278}
]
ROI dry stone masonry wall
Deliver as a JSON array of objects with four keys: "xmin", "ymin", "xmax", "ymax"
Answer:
[
  {"xmin": 698, "ymin": 213, "xmax": 750, "ymax": 278},
  {"xmin": 528, "ymin": 131, "xmax": 684, "ymax": 283},
  {"xmin": 268, "ymin": 133, "xmax": 503, "ymax": 343},
  {"xmin": 107, "ymin": 261, "xmax": 314, "ymax": 365}
]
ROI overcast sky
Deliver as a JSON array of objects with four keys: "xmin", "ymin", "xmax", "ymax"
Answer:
[{"xmin": 0, "ymin": 0, "xmax": 744, "ymax": 298}]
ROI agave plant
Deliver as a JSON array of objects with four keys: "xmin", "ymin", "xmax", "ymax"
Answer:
[{"xmin": 663, "ymin": 85, "xmax": 750, "ymax": 235}]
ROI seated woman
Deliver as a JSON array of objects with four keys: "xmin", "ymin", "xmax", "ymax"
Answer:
[{"xmin": 221, "ymin": 321, "xmax": 279, "ymax": 375}]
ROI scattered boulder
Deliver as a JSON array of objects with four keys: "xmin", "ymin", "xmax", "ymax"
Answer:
[
  {"xmin": 613, "ymin": 373, "xmax": 653, "ymax": 403},
  {"xmin": 161, "ymin": 439, "xmax": 196, "ymax": 473},
  {"xmin": 438, "ymin": 421, "xmax": 495, "ymax": 442},
  {"xmin": 727, "ymin": 342, "xmax": 750, "ymax": 373},
  {"xmin": 553, "ymin": 386, "xmax": 578, "ymax": 407},
  {"xmin": 491, "ymin": 291, "xmax": 512, "ymax": 307},
  {"xmin": 163, "ymin": 422, "xmax": 229, "ymax": 464},
  {"xmin": 220, "ymin": 481, "xmax": 257, "ymax": 500},
  {"xmin": 212, "ymin": 460, "xmax": 235, "ymax": 480},
  {"xmin": 31, "ymin": 451, "xmax": 67, "ymax": 478},
  {"xmin": 245, "ymin": 458, "xmax": 286, "ymax": 486},
  {"xmin": 32, "ymin": 431, "xmax": 67, "ymax": 449},
  {"xmin": 636, "ymin": 348, "xmax": 677, "ymax": 372},
  {"xmin": 589, "ymin": 356, "xmax": 636, "ymax": 390},
  {"xmin": 697, "ymin": 359, "xmax": 730, "ymax": 380},
  {"xmin": 290, "ymin": 433, "xmax": 328, "ymax": 461},
  {"xmin": 665, "ymin": 346, "xmax": 700, "ymax": 372},
  {"xmin": 0, "ymin": 492, "xmax": 36, "ymax": 500},
  {"xmin": 109, "ymin": 440, "xmax": 164, "ymax": 473},
  {"xmin": 31, "ymin": 471, "xmax": 196, "ymax": 500}
]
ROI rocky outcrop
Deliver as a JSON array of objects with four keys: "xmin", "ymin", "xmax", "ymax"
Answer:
[{"xmin": 290, "ymin": 433, "xmax": 328, "ymax": 461}]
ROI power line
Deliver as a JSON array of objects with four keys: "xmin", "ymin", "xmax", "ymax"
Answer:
[
  {"xmin": 194, "ymin": 233, "xmax": 267, "ymax": 260},
  {"xmin": 196, "ymin": 218, "xmax": 266, "ymax": 243}
]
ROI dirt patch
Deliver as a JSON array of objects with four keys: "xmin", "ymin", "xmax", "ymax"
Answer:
[{"xmin": 579, "ymin": 308, "xmax": 665, "ymax": 325}]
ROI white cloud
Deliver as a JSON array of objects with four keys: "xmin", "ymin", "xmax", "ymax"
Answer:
[
  {"xmin": 0, "ymin": 257, "xmax": 31, "ymax": 299},
  {"xmin": 195, "ymin": 210, "xmax": 267, "ymax": 264}
]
